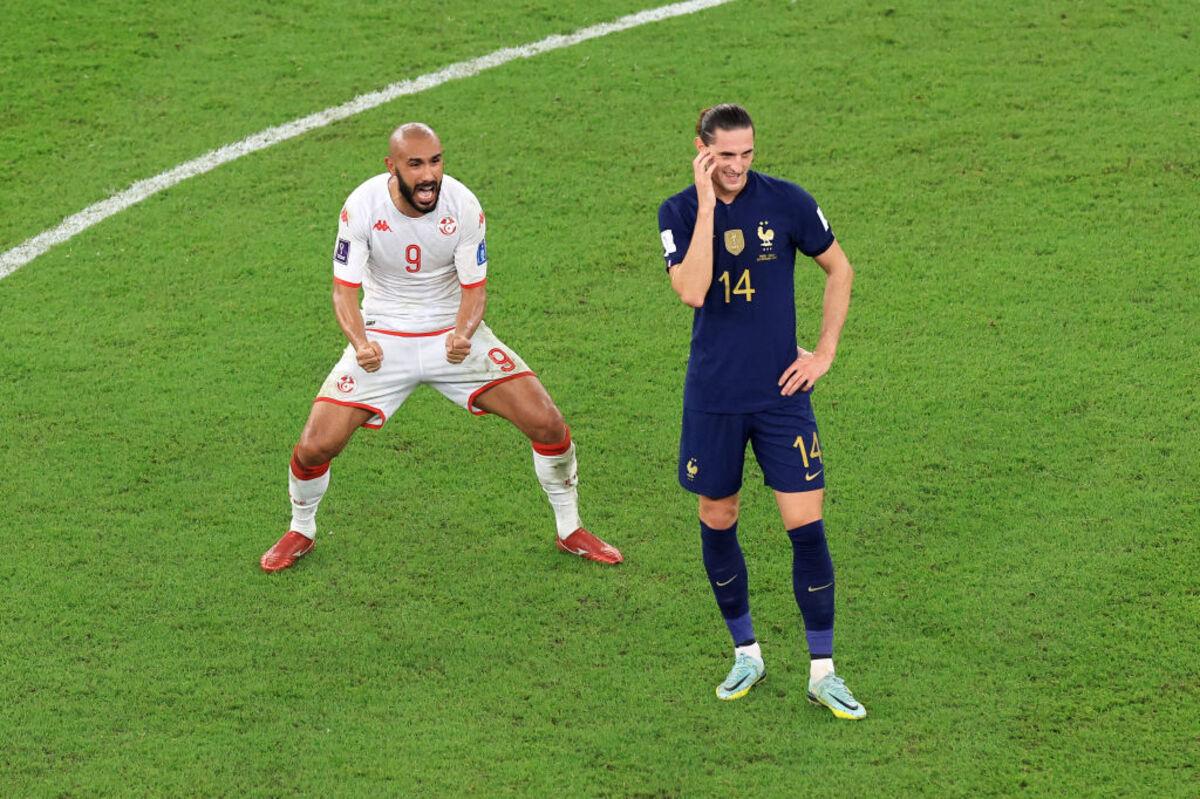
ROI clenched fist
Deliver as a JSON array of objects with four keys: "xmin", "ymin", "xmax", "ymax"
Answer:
[
  {"xmin": 445, "ymin": 332, "xmax": 472, "ymax": 364},
  {"xmin": 355, "ymin": 340, "xmax": 384, "ymax": 372}
]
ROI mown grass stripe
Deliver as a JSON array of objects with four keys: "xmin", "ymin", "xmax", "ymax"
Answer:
[{"xmin": 0, "ymin": 0, "xmax": 733, "ymax": 281}]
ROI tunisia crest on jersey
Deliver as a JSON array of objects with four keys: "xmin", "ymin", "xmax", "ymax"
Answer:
[{"xmin": 438, "ymin": 216, "xmax": 457, "ymax": 236}]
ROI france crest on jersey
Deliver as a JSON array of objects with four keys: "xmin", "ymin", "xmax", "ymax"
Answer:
[{"xmin": 657, "ymin": 171, "xmax": 834, "ymax": 413}]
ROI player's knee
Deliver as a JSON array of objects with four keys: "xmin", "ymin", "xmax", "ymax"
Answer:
[
  {"xmin": 786, "ymin": 510, "xmax": 823, "ymax": 530},
  {"xmin": 528, "ymin": 405, "xmax": 567, "ymax": 446},
  {"xmin": 779, "ymin": 492, "xmax": 824, "ymax": 530},
  {"xmin": 699, "ymin": 496, "xmax": 740, "ymax": 530},
  {"xmin": 295, "ymin": 431, "xmax": 340, "ymax": 466}
]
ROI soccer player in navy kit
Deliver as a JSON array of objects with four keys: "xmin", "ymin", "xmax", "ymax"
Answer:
[{"xmin": 658, "ymin": 105, "xmax": 865, "ymax": 719}]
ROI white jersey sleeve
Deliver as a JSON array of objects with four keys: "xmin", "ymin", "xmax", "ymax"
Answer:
[
  {"xmin": 453, "ymin": 196, "xmax": 487, "ymax": 288},
  {"xmin": 332, "ymin": 196, "xmax": 370, "ymax": 287}
]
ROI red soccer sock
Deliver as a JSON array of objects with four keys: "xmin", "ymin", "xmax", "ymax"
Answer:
[
  {"xmin": 531, "ymin": 426, "xmax": 571, "ymax": 456},
  {"xmin": 290, "ymin": 447, "xmax": 330, "ymax": 480}
]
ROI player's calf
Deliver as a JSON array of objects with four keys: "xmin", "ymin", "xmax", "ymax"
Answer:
[
  {"xmin": 528, "ymin": 425, "xmax": 623, "ymax": 564},
  {"xmin": 262, "ymin": 404, "xmax": 368, "ymax": 573},
  {"xmin": 531, "ymin": 425, "xmax": 580, "ymax": 537},
  {"xmin": 261, "ymin": 446, "xmax": 329, "ymax": 572}
]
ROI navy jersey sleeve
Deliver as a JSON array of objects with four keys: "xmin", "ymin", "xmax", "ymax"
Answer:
[
  {"xmin": 789, "ymin": 185, "xmax": 835, "ymax": 257},
  {"xmin": 657, "ymin": 199, "xmax": 691, "ymax": 271}
]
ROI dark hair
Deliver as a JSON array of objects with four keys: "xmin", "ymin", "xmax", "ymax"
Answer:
[{"xmin": 696, "ymin": 104, "xmax": 754, "ymax": 144}]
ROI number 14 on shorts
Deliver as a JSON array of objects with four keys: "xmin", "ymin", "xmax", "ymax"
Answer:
[{"xmin": 793, "ymin": 432, "xmax": 822, "ymax": 468}]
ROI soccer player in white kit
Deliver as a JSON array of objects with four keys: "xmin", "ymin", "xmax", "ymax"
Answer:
[{"xmin": 261, "ymin": 123, "xmax": 623, "ymax": 571}]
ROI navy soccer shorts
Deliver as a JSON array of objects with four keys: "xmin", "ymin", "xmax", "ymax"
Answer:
[{"xmin": 679, "ymin": 400, "xmax": 825, "ymax": 497}]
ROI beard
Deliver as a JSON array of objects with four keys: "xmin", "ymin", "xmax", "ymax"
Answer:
[{"xmin": 393, "ymin": 169, "xmax": 441, "ymax": 213}]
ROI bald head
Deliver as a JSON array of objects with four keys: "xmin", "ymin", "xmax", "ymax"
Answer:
[
  {"xmin": 388, "ymin": 122, "xmax": 439, "ymax": 156},
  {"xmin": 384, "ymin": 123, "xmax": 445, "ymax": 217}
]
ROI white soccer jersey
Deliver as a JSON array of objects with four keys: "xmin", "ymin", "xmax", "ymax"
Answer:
[{"xmin": 332, "ymin": 173, "xmax": 488, "ymax": 332}]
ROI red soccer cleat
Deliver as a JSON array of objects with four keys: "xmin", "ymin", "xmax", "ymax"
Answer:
[
  {"xmin": 260, "ymin": 530, "xmax": 315, "ymax": 573},
  {"xmin": 556, "ymin": 528, "xmax": 623, "ymax": 565}
]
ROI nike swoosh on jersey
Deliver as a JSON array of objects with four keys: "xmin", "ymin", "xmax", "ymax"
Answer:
[
  {"xmin": 808, "ymin": 582, "xmax": 833, "ymax": 592},
  {"xmin": 805, "ymin": 470, "xmax": 823, "ymax": 481},
  {"xmin": 715, "ymin": 575, "xmax": 738, "ymax": 587}
]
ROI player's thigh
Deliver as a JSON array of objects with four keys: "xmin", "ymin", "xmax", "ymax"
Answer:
[
  {"xmin": 472, "ymin": 374, "xmax": 565, "ymax": 443},
  {"xmin": 313, "ymin": 335, "xmax": 420, "ymax": 432},
  {"xmin": 424, "ymin": 322, "xmax": 553, "ymax": 432},
  {"xmin": 679, "ymin": 409, "xmax": 750, "ymax": 498},
  {"xmin": 748, "ymin": 401, "xmax": 825, "ymax": 494}
]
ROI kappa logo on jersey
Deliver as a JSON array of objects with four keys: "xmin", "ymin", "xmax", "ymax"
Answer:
[
  {"xmin": 340, "ymin": 208, "xmax": 349, "ymax": 224},
  {"xmin": 334, "ymin": 238, "xmax": 351, "ymax": 264},
  {"xmin": 438, "ymin": 216, "xmax": 457, "ymax": 236},
  {"xmin": 373, "ymin": 219, "xmax": 392, "ymax": 232},
  {"xmin": 335, "ymin": 375, "xmax": 356, "ymax": 394},
  {"xmin": 476, "ymin": 239, "xmax": 487, "ymax": 265}
]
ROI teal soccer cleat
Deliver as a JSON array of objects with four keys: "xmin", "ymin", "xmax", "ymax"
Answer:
[
  {"xmin": 716, "ymin": 653, "xmax": 766, "ymax": 701},
  {"xmin": 807, "ymin": 673, "xmax": 867, "ymax": 720}
]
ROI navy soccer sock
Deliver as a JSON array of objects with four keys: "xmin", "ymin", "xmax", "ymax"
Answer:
[
  {"xmin": 700, "ymin": 520, "xmax": 755, "ymax": 647},
  {"xmin": 788, "ymin": 519, "xmax": 835, "ymax": 659}
]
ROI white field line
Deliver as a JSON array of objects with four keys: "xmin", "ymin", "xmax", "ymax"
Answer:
[{"xmin": 0, "ymin": 0, "xmax": 732, "ymax": 281}]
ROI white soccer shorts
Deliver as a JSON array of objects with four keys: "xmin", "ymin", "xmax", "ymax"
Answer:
[{"xmin": 314, "ymin": 320, "xmax": 534, "ymax": 428}]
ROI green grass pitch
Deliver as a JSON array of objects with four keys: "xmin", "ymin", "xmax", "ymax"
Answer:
[{"xmin": 1, "ymin": 1, "xmax": 1197, "ymax": 796}]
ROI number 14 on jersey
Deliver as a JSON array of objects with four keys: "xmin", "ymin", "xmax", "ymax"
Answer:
[{"xmin": 717, "ymin": 269, "xmax": 755, "ymax": 303}]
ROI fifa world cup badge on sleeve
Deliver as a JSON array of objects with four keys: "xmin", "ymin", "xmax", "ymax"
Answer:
[
  {"xmin": 334, "ymin": 238, "xmax": 351, "ymax": 264},
  {"xmin": 476, "ymin": 239, "xmax": 487, "ymax": 265}
]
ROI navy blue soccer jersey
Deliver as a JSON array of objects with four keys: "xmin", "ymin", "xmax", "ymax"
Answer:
[{"xmin": 658, "ymin": 171, "xmax": 835, "ymax": 413}]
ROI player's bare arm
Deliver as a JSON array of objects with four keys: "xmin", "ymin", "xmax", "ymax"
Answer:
[
  {"xmin": 778, "ymin": 240, "xmax": 854, "ymax": 396},
  {"xmin": 670, "ymin": 150, "xmax": 718, "ymax": 307},
  {"xmin": 665, "ymin": 104, "xmax": 864, "ymax": 715},
  {"xmin": 262, "ymin": 121, "xmax": 623, "ymax": 574},
  {"xmin": 331, "ymin": 280, "xmax": 383, "ymax": 372},
  {"xmin": 446, "ymin": 283, "xmax": 486, "ymax": 364}
]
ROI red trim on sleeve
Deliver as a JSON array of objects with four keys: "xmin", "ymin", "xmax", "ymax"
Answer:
[
  {"xmin": 531, "ymin": 425, "xmax": 572, "ymax": 456},
  {"xmin": 467, "ymin": 371, "xmax": 537, "ymax": 416},
  {"xmin": 459, "ymin": 278, "xmax": 487, "ymax": 289},
  {"xmin": 370, "ymin": 325, "xmax": 455, "ymax": 338},
  {"xmin": 313, "ymin": 397, "xmax": 386, "ymax": 429},
  {"xmin": 333, "ymin": 277, "xmax": 361, "ymax": 288},
  {"xmin": 290, "ymin": 447, "xmax": 331, "ymax": 480}
]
